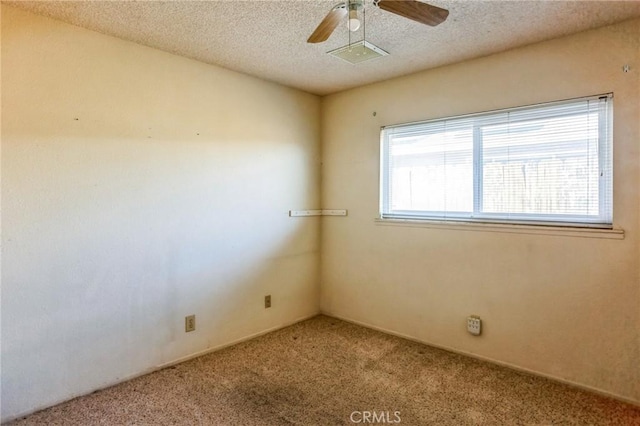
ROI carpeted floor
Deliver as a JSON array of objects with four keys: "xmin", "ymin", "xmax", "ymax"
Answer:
[{"xmin": 7, "ymin": 315, "xmax": 640, "ymax": 425}]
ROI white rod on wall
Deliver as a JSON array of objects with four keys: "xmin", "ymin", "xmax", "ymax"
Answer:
[{"xmin": 289, "ymin": 209, "xmax": 348, "ymax": 217}]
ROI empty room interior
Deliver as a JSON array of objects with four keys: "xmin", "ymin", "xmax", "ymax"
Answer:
[{"xmin": 2, "ymin": 0, "xmax": 640, "ymax": 424}]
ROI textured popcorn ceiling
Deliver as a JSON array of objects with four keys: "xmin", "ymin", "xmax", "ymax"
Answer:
[{"xmin": 7, "ymin": 0, "xmax": 640, "ymax": 95}]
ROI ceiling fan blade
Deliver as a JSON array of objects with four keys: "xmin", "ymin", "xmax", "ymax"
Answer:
[
  {"xmin": 377, "ymin": 0, "xmax": 448, "ymax": 27},
  {"xmin": 307, "ymin": 3, "xmax": 348, "ymax": 43}
]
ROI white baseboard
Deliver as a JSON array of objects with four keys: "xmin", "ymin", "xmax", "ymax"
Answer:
[
  {"xmin": 156, "ymin": 312, "xmax": 319, "ymax": 369},
  {"xmin": 322, "ymin": 310, "xmax": 640, "ymax": 408},
  {"xmin": 2, "ymin": 312, "xmax": 320, "ymax": 423}
]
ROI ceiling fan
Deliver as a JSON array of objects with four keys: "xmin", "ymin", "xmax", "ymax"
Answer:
[{"xmin": 307, "ymin": 0, "xmax": 449, "ymax": 44}]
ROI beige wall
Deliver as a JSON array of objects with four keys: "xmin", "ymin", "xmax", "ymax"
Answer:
[
  {"xmin": 1, "ymin": 5, "xmax": 321, "ymax": 421},
  {"xmin": 321, "ymin": 19, "xmax": 640, "ymax": 403},
  {"xmin": 3, "ymin": 3, "xmax": 639, "ymax": 421}
]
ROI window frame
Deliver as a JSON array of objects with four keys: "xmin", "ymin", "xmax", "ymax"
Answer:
[{"xmin": 379, "ymin": 94, "xmax": 613, "ymax": 229}]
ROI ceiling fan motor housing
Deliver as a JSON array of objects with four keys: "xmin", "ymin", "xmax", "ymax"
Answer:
[{"xmin": 308, "ymin": 0, "xmax": 448, "ymax": 44}]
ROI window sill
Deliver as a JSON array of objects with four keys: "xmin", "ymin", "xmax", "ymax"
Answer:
[{"xmin": 374, "ymin": 218, "xmax": 625, "ymax": 240}]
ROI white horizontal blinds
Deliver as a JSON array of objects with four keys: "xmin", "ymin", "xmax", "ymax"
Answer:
[
  {"xmin": 479, "ymin": 97, "xmax": 608, "ymax": 223},
  {"xmin": 381, "ymin": 94, "xmax": 613, "ymax": 226},
  {"xmin": 384, "ymin": 119, "xmax": 473, "ymax": 218}
]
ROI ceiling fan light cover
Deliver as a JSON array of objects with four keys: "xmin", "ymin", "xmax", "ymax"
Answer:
[
  {"xmin": 328, "ymin": 40, "xmax": 389, "ymax": 64},
  {"xmin": 347, "ymin": 9, "xmax": 361, "ymax": 31}
]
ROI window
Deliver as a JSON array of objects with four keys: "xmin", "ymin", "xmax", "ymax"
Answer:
[{"xmin": 380, "ymin": 95, "xmax": 613, "ymax": 228}]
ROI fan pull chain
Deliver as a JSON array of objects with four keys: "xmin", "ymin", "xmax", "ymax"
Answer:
[
  {"xmin": 363, "ymin": 4, "xmax": 366, "ymax": 43},
  {"xmin": 348, "ymin": 6, "xmax": 352, "ymax": 50}
]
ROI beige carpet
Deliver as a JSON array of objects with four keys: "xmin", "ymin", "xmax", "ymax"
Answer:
[{"xmin": 7, "ymin": 315, "xmax": 640, "ymax": 425}]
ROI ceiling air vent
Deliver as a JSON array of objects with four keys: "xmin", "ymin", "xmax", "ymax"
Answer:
[{"xmin": 327, "ymin": 40, "xmax": 389, "ymax": 64}]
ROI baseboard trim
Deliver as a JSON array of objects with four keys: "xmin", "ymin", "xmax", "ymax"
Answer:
[
  {"xmin": 2, "ymin": 312, "xmax": 320, "ymax": 424},
  {"xmin": 322, "ymin": 310, "xmax": 640, "ymax": 408},
  {"xmin": 155, "ymin": 312, "xmax": 320, "ymax": 369}
]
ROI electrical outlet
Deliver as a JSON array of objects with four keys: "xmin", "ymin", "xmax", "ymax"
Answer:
[
  {"xmin": 467, "ymin": 315, "xmax": 481, "ymax": 336},
  {"xmin": 185, "ymin": 315, "xmax": 196, "ymax": 332},
  {"xmin": 265, "ymin": 295, "xmax": 271, "ymax": 309}
]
